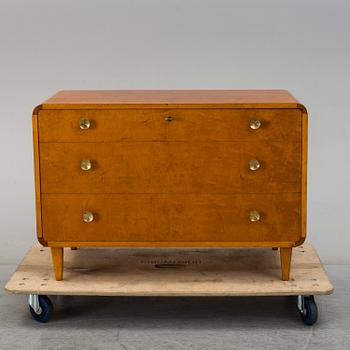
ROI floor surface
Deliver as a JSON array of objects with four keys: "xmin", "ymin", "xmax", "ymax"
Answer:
[{"xmin": 0, "ymin": 265, "xmax": 349, "ymax": 350}]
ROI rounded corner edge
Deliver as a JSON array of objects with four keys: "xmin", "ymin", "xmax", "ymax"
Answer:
[
  {"xmin": 32, "ymin": 104, "xmax": 43, "ymax": 117},
  {"xmin": 294, "ymin": 236, "xmax": 306, "ymax": 247},
  {"xmin": 37, "ymin": 236, "xmax": 48, "ymax": 247},
  {"xmin": 297, "ymin": 103, "xmax": 308, "ymax": 116}
]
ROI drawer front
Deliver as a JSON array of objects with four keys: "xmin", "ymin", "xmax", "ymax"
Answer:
[
  {"xmin": 38, "ymin": 109, "xmax": 164, "ymax": 142},
  {"xmin": 39, "ymin": 141, "xmax": 301, "ymax": 194},
  {"xmin": 38, "ymin": 108, "xmax": 302, "ymax": 142},
  {"xmin": 42, "ymin": 193, "xmax": 301, "ymax": 243}
]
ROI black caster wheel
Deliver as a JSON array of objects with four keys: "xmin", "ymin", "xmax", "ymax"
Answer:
[
  {"xmin": 298, "ymin": 296, "xmax": 318, "ymax": 326},
  {"xmin": 29, "ymin": 295, "xmax": 53, "ymax": 323}
]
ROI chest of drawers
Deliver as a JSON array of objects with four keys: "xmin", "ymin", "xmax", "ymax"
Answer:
[{"xmin": 32, "ymin": 90, "xmax": 307, "ymax": 281}]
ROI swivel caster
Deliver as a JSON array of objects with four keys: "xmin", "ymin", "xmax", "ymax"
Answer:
[
  {"xmin": 28, "ymin": 294, "xmax": 53, "ymax": 323},
  {"xmin": 297, "ymin": 295, "xmax": 318, "ymax": 325}
]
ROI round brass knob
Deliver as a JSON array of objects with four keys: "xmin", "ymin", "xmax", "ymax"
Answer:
[
  {"xmin": 83, "ymin": 211, "xmax": 94, "ymax": 223},
  {"xmin": 165, "ymin": 115, "xmax": 174, "ymax": 122},
  {"xmin": 79, "ymin": 118, "xmax": 91, "ymax": 130},
  {"xmin": 249, "ymin": 211, "xmax": 261, "ymax": 222},
  {"xmin": 249, "ymin": 118, "xmax": 261, "ymax": 130},
  {"xmin": 80, "ymin": 159, "xmax": 92, "ymax": 171},
  {"xmin": 249, "ymin": 159, "xmax": 260, "ymax": 171}
]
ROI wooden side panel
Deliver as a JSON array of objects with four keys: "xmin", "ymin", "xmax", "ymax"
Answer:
[
  {"xmin": 32, "ymin": 109, "xmax": 44, "ymax": 243},
  {"xmin": 298, "ymin": 109, "xmax": 308, "ymax": 246},
  {"xmin": 38, "ymin": 109, "xmax": 302, "ymax": 142},
  {"xmin": 39, "ymin": 141, "xmax": 301, "ymax": 194},
  {"xmin": 41, "ymin": 193, "xmax": 301, "ymax": 243}
]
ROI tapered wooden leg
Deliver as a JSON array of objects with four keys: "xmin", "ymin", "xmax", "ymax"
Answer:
[
  {"xmin": 280, "ymin": 247, "xmax": 292, "ymax": 281},
  {"xmin": 51, "ymin": 247, "xmax": 63, "ymax": 281}
]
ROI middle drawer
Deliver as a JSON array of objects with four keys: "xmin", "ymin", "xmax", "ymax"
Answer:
[{"xmin": 39, "ymin": 142, "xmax": 301, "ymax": 194}]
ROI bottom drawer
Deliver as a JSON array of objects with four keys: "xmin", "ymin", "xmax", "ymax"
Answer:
[{"xmin": 41, "ymin": 193, "xmax": 302, "ymax": 244}]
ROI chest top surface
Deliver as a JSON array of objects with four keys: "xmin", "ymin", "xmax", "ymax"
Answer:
[{"xmin": 35, "ymin": 89, "xmax": 305, "ymax": 110}]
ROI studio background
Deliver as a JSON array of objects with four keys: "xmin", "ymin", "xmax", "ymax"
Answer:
[{"xmin": 0, "ymin": 0, "xmax": 348, "ymax": 265}]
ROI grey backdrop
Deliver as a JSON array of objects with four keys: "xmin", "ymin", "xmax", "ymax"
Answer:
[{"xmin": 0, "ymin": 0, "xmax": 349, "ymax": 265}]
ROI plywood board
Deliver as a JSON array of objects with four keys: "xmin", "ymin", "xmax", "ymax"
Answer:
[{"xmin": 5, "ymin": 244, "xmax": 333, "ymax": 297}]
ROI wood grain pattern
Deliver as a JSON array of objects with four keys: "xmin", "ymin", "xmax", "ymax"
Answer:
[
  {"xmin": 38, "ymin": 108, "xmax": 302, "ymax": 142},
  {"xmin": 5, "ymin": 243, "xmax": 333, "ymax": 296},
  {"xmin": 32, "ymin": 111, "xmax": 43, "ymax": 243},
  {"xmin": 50, "ymin": 247, "xmax": 63, "ymax": 281},
  {"xmin": 41, "ymin": 193, "xmax": 301, "ymax": 243},
  {"xmin": 280, "ymin": 247, "xmax": 292, "ymax": 281},
  {"xmin": 300, "ymin": 110, "xmax": 308, "ymax": 245},
  {"xmin": 39, "ymin": 89, "xmax": 304, "ymax": 110},
  {"xmin": 39, "ymin": 141, "xmax": 301, "ymax": 194},
  {"xmin": 31, "ymin": 90, "xmax": 308, "ymax": 281},
  {"xmin": 47, "ymin": 241, "xmax": 300, "ymax": 248}
]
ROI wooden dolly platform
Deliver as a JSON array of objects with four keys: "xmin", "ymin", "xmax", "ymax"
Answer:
[{"xmin": 5, "ymin": 243, "xmax": 333, "ymax": 325}]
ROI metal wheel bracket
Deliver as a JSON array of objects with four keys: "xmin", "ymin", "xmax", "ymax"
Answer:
[
  {"xmin": 28, "ymin": 294, "xmax": 42, "ymax": 315},
  {"xmin": 297, "ymin": 295, "xmax": 305, "ymax": 314}
]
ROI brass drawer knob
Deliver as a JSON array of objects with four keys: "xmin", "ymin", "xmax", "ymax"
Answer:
[
  {"xmin": 249, "ymin": 159, "xmax": 260, "ymax": 171},
  {"xmin": 249, "ymin": 210, "xmax": 261, "ymax": 222},
  {"xmin": 249, "ymin": 118, "xmax": 261, "ymax": 130},
  {"xmin": 80, "ymin": 159, "xmax": 92, "ymax": 171},
  {"xmin": 79, "ymin": 118, "xmax": 91, "ymax": 130},
  {"xmin": 165, "ymin": 115, "xmax": 174, "ymax": 122},
  {"xmin": 83, "ymin": 211, "xmax": 94, "ymax": 223}
]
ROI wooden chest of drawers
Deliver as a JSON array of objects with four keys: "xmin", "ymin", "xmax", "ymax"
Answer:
[{"xmin": 32, "ymin": 90, "xmax": 307, "ymax": 281}]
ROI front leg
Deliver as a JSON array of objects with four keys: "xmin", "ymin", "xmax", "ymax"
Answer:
[
  {"xmin": 51, "ymin": 247, "xmax": 63, "ymax": 281},
  {"xmin": 280, "ymin": 247, "xmax": 292, "ymax": 281}
]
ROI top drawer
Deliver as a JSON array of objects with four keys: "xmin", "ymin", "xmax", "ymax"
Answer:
[{"xmin": 37, "ymin": 108, "xmax": 302, "ymax": 142}]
